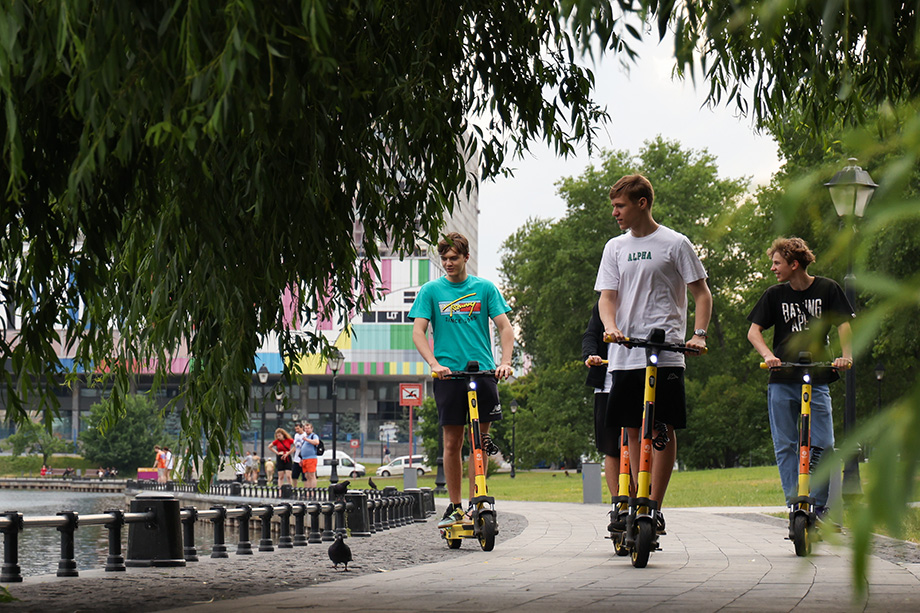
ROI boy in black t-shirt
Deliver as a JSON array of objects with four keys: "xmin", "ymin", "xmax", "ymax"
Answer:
[{"xmin": 747, "ymin": 237, "xmax": 854, "ymax": 519}]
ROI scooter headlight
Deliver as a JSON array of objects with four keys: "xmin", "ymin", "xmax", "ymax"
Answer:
[
  {"xmin": 803, "ymin": 373, "xmax": 811, "ymax": 384},
  {"xmin": 650, "ymin": 354, "xmax": 658, "ymax": 365},
  {"xmin": 469, "ymin": 381, "xmax": 477, "ymax": 390}
]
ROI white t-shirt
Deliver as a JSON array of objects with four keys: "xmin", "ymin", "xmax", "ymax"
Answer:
[
  {"xmin": 594, "ymin": 225, "xmax": 707, "ymax": 369},
  {"xmin": 292, "ymin": 432, "xmax": 307, "ymax": 463}
]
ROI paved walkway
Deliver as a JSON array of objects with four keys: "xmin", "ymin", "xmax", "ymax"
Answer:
[{"xmin": 166, "ymin": 501, "xmax": 920, "ymax": 613}]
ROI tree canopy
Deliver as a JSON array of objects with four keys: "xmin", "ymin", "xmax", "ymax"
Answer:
[
  {"xmin": 0, "ymin": 1, "xmax": 607, "ymax": 479},
  {"xmin": 582, "ymin": 0, "xmax": 920, "ymax": 130},
  {"xmin": 80, "ymin": 393, "xmax": 170, "ymax": 472}
]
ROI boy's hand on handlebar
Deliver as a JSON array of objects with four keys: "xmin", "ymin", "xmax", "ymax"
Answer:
[
  {"xmin": 496, "ymin": 363, "xmax": 513, "ymax": 380},
  {"xmin": 685, "ymin": 336, "xmax": 706, "ymax": 354},
  {"xmin": 430, "ymin": 363, "xmax": 451, "ymax": 379},
  {"xmin": 603, "ymin": 328, "xmax": 625, "ymax": 344},
  {"xmin": 762, "ymin": 355, "xmax": 782, "ymax": 368},
  {"xmin": 585, "ymin": 355, "xmax": 605, "ymax": 367},
  {"xmin": 833, "ymin": 357, "xmax": 854, "ymax": 370}
]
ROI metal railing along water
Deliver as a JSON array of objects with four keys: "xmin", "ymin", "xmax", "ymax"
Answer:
[{"xmin": 0, "ymin": 480, "xmax": 435, "ymax": 582}]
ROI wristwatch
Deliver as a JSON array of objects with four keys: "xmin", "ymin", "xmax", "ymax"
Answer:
[{"xmin": 694, "ymin": 329, "xmax": 708, "ymax": 338}]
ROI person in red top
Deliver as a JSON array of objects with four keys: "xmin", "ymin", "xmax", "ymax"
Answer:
[{"xmin": 268, "ymin": 428, "xmax": 295, "ymax": 487}]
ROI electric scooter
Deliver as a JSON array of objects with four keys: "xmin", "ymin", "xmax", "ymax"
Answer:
[
  {"xmin": 433, "ymin": 361, "xmax": 499, "ymax": 552},
  {"xmin": 760, "ymin": 352, "xmax": 848, "ymax": 556},
  {"xmin": 611, "ymin": 424, "xmax": 632, "ymax": 557},
  {"xmin": 587, "ymin": 356, "xmax": 632, "ymax": 557},
  {"xmin": 606, "ymin": 328, "xmax": 704, "ymax": 568}
]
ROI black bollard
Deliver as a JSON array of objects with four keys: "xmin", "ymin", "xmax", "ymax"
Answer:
[
  {"xmin": 382, "ymin": 486, "xmax": 398, "ymax": 530},
  {"xmin": 56, "ymin": 511, "xmax": 79, "ymax": 577},
  {"xmin": 126, "ymin": 492, "xmax": 185, "ymax": 567},
  {"xmin": 380, "ymin": 497, "xmax": 392, "ymax": 531},
  {"xmin": 405, "ymin": 489, "xmax": 426, "ymax": 522},
  {"xmin": 419, "ymin": 487, "xmax": 435, "ymax": 517},
  {"xmin": 230, "ymin": 482, "xmax": 242, "ymax": 497},
  {"xmin": 372, "ymin": 496, "xmax": 384, "ymax": 532},
  {"xmin": 104, "ymin": 509, "xmax": 126, "ymax": 571},
  {"xmin": 0, "ymin": 512, "xmax": 23, "ymax": 583},
  {"xmin": 320, "ymin": 502, "xmax": 335, "ymax": 542},
  {"xmin": 333, "ymin": 501, "xmax": 348, "ymax": 536},
  {"xmin": 258, "ymin": 505, "xmax": 274, "ymax": 552},
  {"xmin": 344, "ymin": 491, "xmax": 371, "ymax": 537},
  {"xmin": 210, "ymin": 506, "xmax": 229, "ymax": 558},
  {"xmin": 236, "ymin": 504, "xmax": 253, "ymax": 555},
  {"xmin": 292, "ymin": 503, "xmax": 308, "ymax": 546},
  {"xmin": 277, "ymin": 503, "xmax": 293, "ymax": 549},
  {"xmin": 307, "ymin": 503, "xmax": 322, "ymax": 544},
  {"xmin": 365, "ymin": 499, "xmax": 377, "ymax": 534},
  {"xmin": 280, "ymin": 484, "xmax": 293, "ymax": 499},
  {"xmin": 180, "ymin": 507, "xmax": 199, "ymax": 562}
]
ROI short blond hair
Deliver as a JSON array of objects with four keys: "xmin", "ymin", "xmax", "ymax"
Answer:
[{"xmin": 609, "ymin": 174, "xmax": 654, "ymax": 207}]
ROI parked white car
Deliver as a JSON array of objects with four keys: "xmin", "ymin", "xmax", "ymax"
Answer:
[
  {"xmin": 316, "ymin": 450, "xmax": 366, "ymax": 478},
  {"xmin": 375, "ymin": 455, "xmax": 430, "ymax": 477}
]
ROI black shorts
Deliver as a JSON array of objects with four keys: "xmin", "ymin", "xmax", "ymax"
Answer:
[
  {"xmin": 606, "ymin": 368, "xmax": 686, "ymax": 429},
  {"xmin": 291, "ymin": 459, "xmax": 303, "ymax": 480},
  {"xmin": 593, "ymin": 392, "xmax": 620, "ymax": 457},
  {"xmin": 275, "ymin": 456, "xmax": 293, "ymax": 472},
  {"xmin": 434, "ymin": 376, "xmax": 503, "ymax": 426}
]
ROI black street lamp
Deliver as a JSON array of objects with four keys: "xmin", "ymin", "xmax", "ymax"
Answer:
[
  {"xmin": 510, "ymin": 400, "xmax": 518, "ymax": 479},
  {"xmin": 825, "ymin": 157, "xmax": 878, "ymax": 497},
  {"xmin": 328, "ymin": 349, "xmax": 345, "ymax": 484},
  {"xmin": 257, "ymin": 364, "xmax": 269, "ymax": 485}
]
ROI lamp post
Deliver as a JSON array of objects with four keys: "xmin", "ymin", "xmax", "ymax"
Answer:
[
  {"xmin": 510, "ymin": 400, "xmax": 518, "ymax": 479},
  {"xmin": 328, "ymin": 349, "xmax": 345, "ymax": 484},
  {"xmin": 257, "ymin": 364, "xmax": 269, "ymax": 485},
  {"xmin": 825, "ymin": 157, "xmax": 878, "ymax": 497}
]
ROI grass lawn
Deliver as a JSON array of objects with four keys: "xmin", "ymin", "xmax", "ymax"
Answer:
[
  {"xmin": 331, "ymin": 464, "xmax": 787, "ymax": 507},
  {"xmin": 0, "ymin": 455, "xmax": 97, "ymax": 478}
]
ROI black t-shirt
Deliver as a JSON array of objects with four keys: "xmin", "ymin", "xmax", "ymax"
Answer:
[{"xmin": 747, "ymin": 276, "xmax": 854, "ymax": 384}]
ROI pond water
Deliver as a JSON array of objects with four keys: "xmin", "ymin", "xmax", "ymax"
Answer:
[{"xmin": 0, "ymin": 489, "xmax": 130, "ymax": 577}]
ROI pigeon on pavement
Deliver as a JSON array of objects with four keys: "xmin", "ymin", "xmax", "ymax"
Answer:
[{"xmin": 328, "ymin": 533, "xmax": 352, "ymax": 571}]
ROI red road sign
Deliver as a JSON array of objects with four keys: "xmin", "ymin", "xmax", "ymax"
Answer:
[{"xmin": 399, "ymin": 383, "xmax": 423, "ymax": 406}]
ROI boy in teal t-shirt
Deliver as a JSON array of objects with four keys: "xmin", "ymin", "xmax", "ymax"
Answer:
[{"xmin": 409, "ymin": 232, "xmax": 513, "ymax": 528}]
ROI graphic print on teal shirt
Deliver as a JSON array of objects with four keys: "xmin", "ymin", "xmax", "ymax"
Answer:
[{"xmin": 438, "ymin": 293, "xmax": 481, "ymax": 319}]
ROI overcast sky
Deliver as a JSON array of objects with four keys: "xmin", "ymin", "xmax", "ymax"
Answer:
[{"xmin": 476, "ymin": 36, "xmax": 783, "ymax": 284}]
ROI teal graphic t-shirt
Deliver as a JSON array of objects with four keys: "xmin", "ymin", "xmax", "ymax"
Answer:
[{"xmin": 408, "ymin": 275, "xmax": 510, "ymax": 372}]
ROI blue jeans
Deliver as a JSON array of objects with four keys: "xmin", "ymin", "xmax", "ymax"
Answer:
[{"xmin": 767, "ymin": 382, "xmax": 834, "ymax": 508}]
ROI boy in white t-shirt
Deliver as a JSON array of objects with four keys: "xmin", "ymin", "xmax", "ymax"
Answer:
[{"xmin": 594, "ymin": 174, "xmax": 712, "ymax": 535}]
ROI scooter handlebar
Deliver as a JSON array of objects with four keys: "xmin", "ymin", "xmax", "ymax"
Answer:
[
  {"xmin": 759, "ymin": 361, "xmax": 851, "ymax": 370},
  {"xmin": 432, "ymin": 369, "xmax": 498, "ymax": 380},
  {"xmin": 603, "ymin": 335, "xmax": 707, "ymax": 356}
]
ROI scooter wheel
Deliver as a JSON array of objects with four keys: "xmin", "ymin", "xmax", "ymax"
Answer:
[
  {"xmin": 447, "ymin": 538, "xmax": 462, "ymax": 549},
  {"xmin": 631, "ymin": 517, "xmax": 654, "ymax": 568},
  {"xmin": 613, "ymin": 532, "xmax": 629, "ymax": 557},
  {"xmin": 792, "ymin": 514, "xmax": 811, "ymax": 557},
  {"xmin": 478, "ymin": 513, "xmax": 496, "ymax": 552}
]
